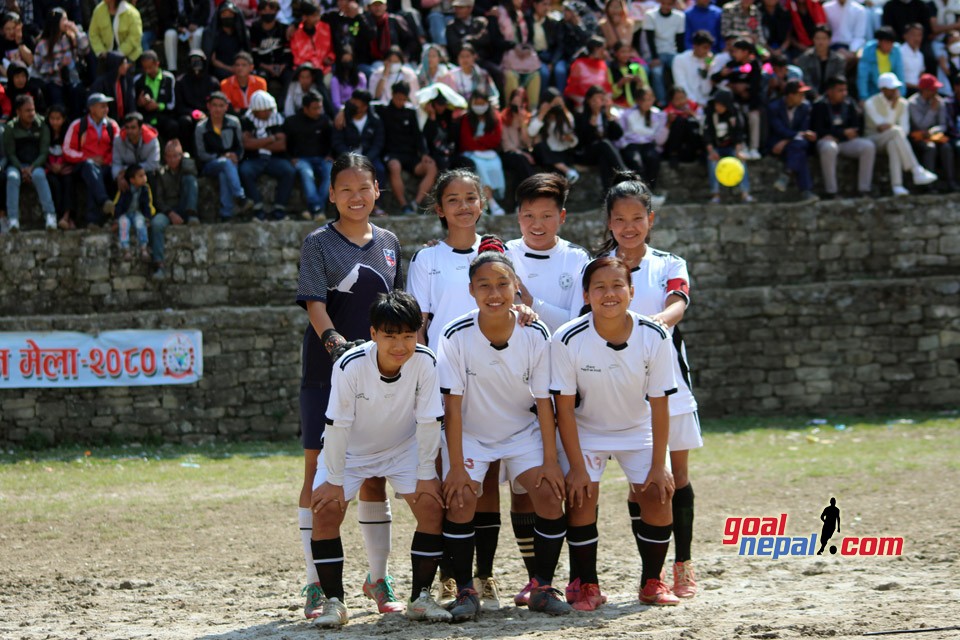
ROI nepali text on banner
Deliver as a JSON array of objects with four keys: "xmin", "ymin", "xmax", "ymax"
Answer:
[{"xmin": 0, "ymin": 331, "xmax": 203, "ymax": 388}]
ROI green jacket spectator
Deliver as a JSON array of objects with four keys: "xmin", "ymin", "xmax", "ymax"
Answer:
[
  {"xmin": 89, "ymin": 0, "xmax": 143, "ymax": 62},
  {"xmin": 4, "ymin": 113, "xmax": 50, "ymax": 171}
]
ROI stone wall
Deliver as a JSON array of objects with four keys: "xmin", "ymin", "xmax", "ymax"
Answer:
[{"xmin": 1, "ymin": 194, "xmax": 958, "ymax": 446}]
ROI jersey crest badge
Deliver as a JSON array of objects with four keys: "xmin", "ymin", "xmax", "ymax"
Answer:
[
  {"xmin": 559, "ymin": 273, "xmax": 574, "ymax": 290},
  {"xmin": 383, "ymin": 248, "xmax": 397, "ymax": 267}
]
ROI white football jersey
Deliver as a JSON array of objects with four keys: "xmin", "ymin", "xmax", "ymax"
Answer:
[
  {"xmin": 438, "ymin": 310, "xmax": 552, "ymax": 446},
  {"xmin": 406, "ymin": 239, "xmax": 480, "ymax": 349},
  {"xmin": 506, "ymin": 237, "xmax": 591, "ymax": 332},
  {"xmin": 325, "ymin": 341, "xmax": 443, "ymax": 467},
  {"xmin": 550, "ymin": 310, "xmax": 677, "ymax": 451},
  {"xmin": 608, "ymin": 247, "xmax": 698, "ymax": 416}
]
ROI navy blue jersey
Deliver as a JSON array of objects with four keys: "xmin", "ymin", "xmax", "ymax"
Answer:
[{"xmin": 296, "ymin": 223, "xmax": 403, "ymax": 388}]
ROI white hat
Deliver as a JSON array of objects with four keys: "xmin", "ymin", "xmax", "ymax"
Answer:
[
  {"xmin": 877, "ymin": 72, "xmax": 903, "ymax": 90},
  {"xmin": 249, "ymin": 89, "xmax": 277, "ymax": 112}
]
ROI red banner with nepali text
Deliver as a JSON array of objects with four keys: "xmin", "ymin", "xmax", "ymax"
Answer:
[{"xmin": 0, "ymin": 331, "xmax": 203, "ymax": 388}]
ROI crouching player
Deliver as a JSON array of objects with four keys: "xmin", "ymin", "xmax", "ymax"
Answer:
[
  {"xmin": 438, "ymin": 238, "xmax": 572, "ymax": 621},
  {"xmin": 310, "ymin": 291, "xmax": 452, "ymax": 627},
  {"xmin": 552, "ymin": 256, "xmax": 679, "ymax": 610}
]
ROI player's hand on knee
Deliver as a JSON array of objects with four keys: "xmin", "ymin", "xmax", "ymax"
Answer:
[
  {"xmin": 413, "ymin": 478, "xmax": 445, "ymax": 508},
  {"xmin": 638, "ymin": 465, "xmax": 675, "ymax": 505},
  {"xmin": 565, "ymin": 467, "xmax": 591, "ymax": 509},
  {"xmin": 312, "ymin": 482, "xmax": 347, "ymax": 513},
  {"xmin": 442, "ymin": 466, "xmax": 475, "ymax": 509},
  {"xmin": 536, "ymin": 461, "xmax": 566, "ymax": 502}
]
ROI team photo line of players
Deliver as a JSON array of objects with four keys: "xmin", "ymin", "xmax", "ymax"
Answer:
[{"xmin": 294, "ymin": 152, "xmax": 701, "ymax": 627}]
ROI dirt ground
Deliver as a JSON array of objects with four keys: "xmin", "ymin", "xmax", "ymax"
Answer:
[{"xmin": 2, "ymin": 428, "xmax": 959, "ymax": 640}]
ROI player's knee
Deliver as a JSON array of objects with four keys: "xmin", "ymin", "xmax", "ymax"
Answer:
[
  {"xmin": 533, "ymin": 483, "xmax": 563, "ymax": 519},
  {"xmin": 312, "ymin": 502, "xmax": 342, "ymax": 528},
  {"xmin": 637, "ymin": 491, "xmax": 672, "ymax": 524}
]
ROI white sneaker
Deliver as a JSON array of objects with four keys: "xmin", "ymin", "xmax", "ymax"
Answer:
[
  {"xmin": 405, "ymin": 588, "xmax": 453, "ymax": 622},
  {"xmin": 8, "ymin": 218, "xmax": 20, "ymax": 233},
  {"xmin": 746, "ymin": 149, "xmax": 762, "ymax": 161},
  {"xmin": 912, "ymin": 167, "xmax": 937, "ymax": 186},
  {"xmin": 45, "ymin": 213, "xmax": 57, "ymax": 230},
  {"xmin": 892, "ymin": 185, "xmax": 910, "ymax": 197},
  {"xmin": 474, "ymin": 576, "xmax": 502, "ymax": 611},
  {"xmin": 566, "ymin": 168, "xmax": 580, "ymax": 184},
  {"xmin": 313, "ymin": 597, "xmax": 348, "ymax": 628}
]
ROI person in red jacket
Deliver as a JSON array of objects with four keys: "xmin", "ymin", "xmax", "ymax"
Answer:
[
  {"xmin": 63, "ymin": 93, "xmax": 122, "ymax": 228},
  {"xmin": 457, "ymin": 91, "xmax": 507, "ymax": 216},
  {"xmin": 564, "ymin": 37, "xmax": 613, "ymax": 109},
  {"xmin": 290, "ymin": 2, "xmax": 333, "ymax": 74}
]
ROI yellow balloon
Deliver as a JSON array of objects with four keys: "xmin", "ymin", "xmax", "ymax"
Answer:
[{"xmin": 715, "ymin": 156, "xmax": 745, "ymax": 187}]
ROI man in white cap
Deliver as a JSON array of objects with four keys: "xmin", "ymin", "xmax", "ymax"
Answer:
[
  {"xmin": 864, "ymin": 72, "xmax": 938, "ymax": 196},
  {"xmin": 239, "ymin": 89, "xmax": 297, "ymax": 220}
]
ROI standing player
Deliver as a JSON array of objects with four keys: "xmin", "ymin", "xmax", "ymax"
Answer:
[
  {"xmin": 296, "ymin": 153, "xmax": 404, "ymax": 619},
  {"xmin": 309, "ymin": 291, "xmax": 451, "ymax": 627},
  {"xmin": 438, "ymin": 240, "xmax": 572, "ymax": 621},
  {"xmin": 407, "ymin": 170, "xmax": 536, "ymax": 609},
  {"xmin": 598, "ymin": 173, "xmax": 702, "ymax": 599},
  {"xmin": 552, "ymin": 257, "xmax": 678, "ymax": 610},
  {"xmin": 504, "ymin": 173, "xmax": 590, "ymax": 605}
]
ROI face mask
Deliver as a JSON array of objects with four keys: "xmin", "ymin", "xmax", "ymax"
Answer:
[
  {"xmin": 472, "ymin": 103, "xmax": 489, "ymax": 115},
  {"xmin": 950, "ymin": 42, "xmax": 960, "ymax": 56}
]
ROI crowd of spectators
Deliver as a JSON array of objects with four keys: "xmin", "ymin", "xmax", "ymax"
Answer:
[{"xmin": 2, "ymin": 0, "xmax": 960, "ymax": 275}]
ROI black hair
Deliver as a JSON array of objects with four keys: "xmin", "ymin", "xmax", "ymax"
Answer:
[
  {"xmin": 597, "ymin": 171, "xmax": 654, "ymax": 256},
  {"xmin": 301, "ymin": 90, "xmax": 322, "ymax": 108},
  {"xmin": 233, "ymin": 51, "xmax": 254, "ymax": 65},
  {"xmin": 334, "ymin": 45, "xmax": 360, "ymax": 85},
  {"xmin": 427, "ymin": 169, "xmax": 485, "ymax": 229},
  {"xmin": 45, "ymin": 104, "xmax": 68, "ymax": 141},
  {"xmin": 732, "ymin": 39, "xmax": 755, "ymax": 54},
  {"xmin": 386, "ymin": 45, "xmax": 405, "ymax": 63},
  {"xmin": 582, "ymin": 256, "xmax": 632, "ymax": 293},
  {"xmin": 466, "ymin": 90, "xmax": 496, "ymax": 134},
  {"xmin": 515, "ymin": 172, "xmax": 569, "ymax": 211},
  {"xmin": 692, "ymin": 29, "xmax": 715, "ymax": 46},
  {"xmin": 330, "ymin": 152, "xmax": 377, "ymax": 187},
  {"xmin": 584, "ymin": 84, "xmax": 606, "ymax": 114},
  {"xmin": 825, "ymin": 75, "xmax": 848, "ymax": 90},
  {"xmin": 125, "ymin": 163, "xmax": 145, "ymax": 181},
  {"xmin": 875, "ymin": 26, "xmax": 896, "ymax": 42},
  {"xmin": 351, "ymin": 89, "xmax": 373, "ymax": 104},
  {"xmin": 634, "ymin": 86, "xmax": 653, "ymax": 126},
  {"xmin": 587, "ymin": 36, "xmax": 606, "ymax": 53},
  {"xmin": 123, "ymin": 111, "xmax": 144, "ymax": 125},
  {"xmin": 459, "ymin": 43, "xmax": 477, "ymax": 58},
  {"xmin": 41, "ymin": 8, "xmax": 69, "ymax": 61},
  {"xmin": 369, "ymin": 290, "xmax": 424, "ymax": 333},
  {"xmin": 813, "ymin": 24, "xmax": 832, "ymax": 39},
  {"xmin": 666, "ymin": 85, "xmax": 687, "ymax": 103},
  {"xmin": 300, "ymin": 0, "xmax": 320, "ymax": 15},
  {"xmin": 14, "ymin": 94, "xmax": 33, "ymax": 111},
  {"xmin": 392, "ymin": 80, "xmax": 411, "ymax": 96},
  {"xmin": 769, "ymin": 53, "xmax": 787, "ymax": 68},
  {"xmin": 468, "ymin": 235, "xmax": 516, "ymax": 279}
]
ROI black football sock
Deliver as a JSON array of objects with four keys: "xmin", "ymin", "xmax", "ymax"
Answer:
[
  {"xmin": 311, "ymin": 537, "xmax": 345, "ymax": 601},
  {"xmin": 566, "ymin": 523, "xmax": 599, "ymax": 584},
  {"xmin": 533, "ymin": 515, "xmax": 567, "ymax": 586},
  {"xmin": 410, "ymin": 531, "xmax": 444, "ymax": 601},
  {"xmin": 672, "ymin": 484, "xmax": 695, "ymax": 563},
  {"xmin": 473, "ymin": 511, "xmax": 500, "ymax": 579},
  {"xmin": 511, "ymin": 511, "xmax": 537, "ymax": 580},
  {"xmin": 442, "ymin": 519, "xmax": 475, "ymax": 592},
  {"xmin": 636, "ymin": 521, "xmax": 673, "ymax": 584}
]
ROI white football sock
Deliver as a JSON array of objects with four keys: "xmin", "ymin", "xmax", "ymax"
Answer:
[
  {"xmin": 357, "ymin": 499, "xmax": 392, "ymax": 581},
  {"xmin": 299, "ymin": 507, "xmax": 319, "ymax": 584}
]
